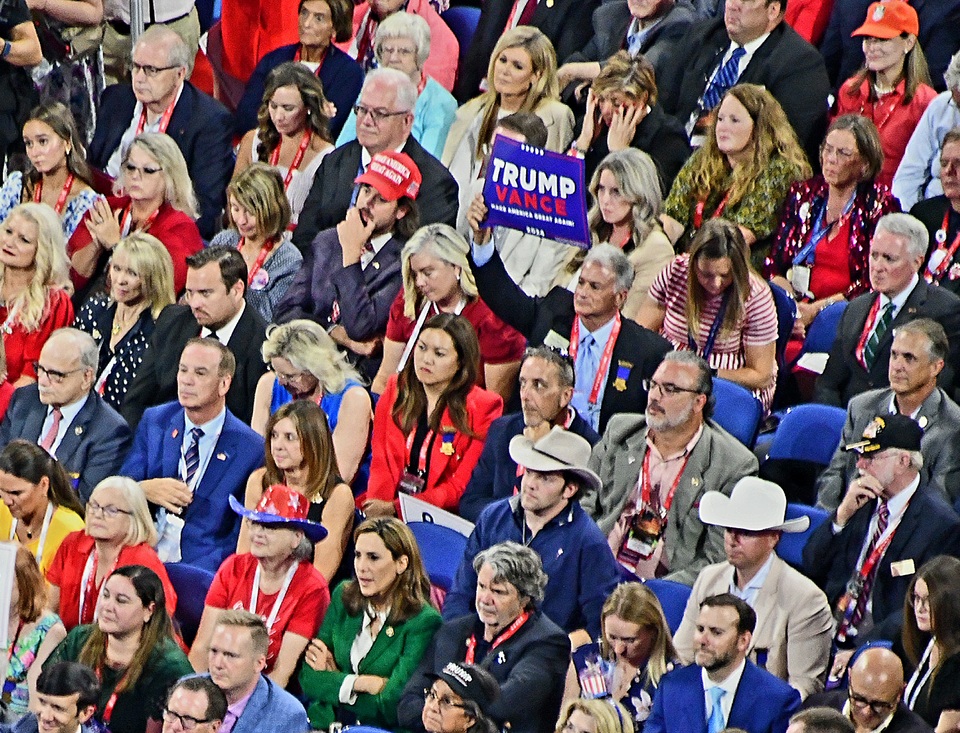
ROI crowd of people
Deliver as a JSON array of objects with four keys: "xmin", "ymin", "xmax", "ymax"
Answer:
[{"xmin": 2, "ymin": 0, "xmax": 960, "ymax": 732}]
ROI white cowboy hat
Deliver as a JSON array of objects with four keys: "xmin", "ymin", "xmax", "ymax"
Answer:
[
  {"xmin": 698, "ymin": 477, "xmax": 809, "ymax": 533},
  {"xmin": 508, "ymin": 426, "xmax": 602, "ymax": 494}
]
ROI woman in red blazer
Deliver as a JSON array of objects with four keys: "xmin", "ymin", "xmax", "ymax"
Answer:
[{"xmin": 363, "ymin": 313, "xmax": 503, "ymax": 517}]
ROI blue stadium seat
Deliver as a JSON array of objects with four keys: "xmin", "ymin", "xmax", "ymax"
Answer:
[
  {"xmin": 711, "ymin": 378, "xmax": 763, "ymax": 448},
  {"xmin": 767, "ymin": 404, "xmax": 846, "ymax": 467},
  {"xmin": 797, "ymin": 300, "xmax": 847, "ymax": 360},
  {"xmin": 164, "ymin": 562, "xmax": 215, "ymax": 646},
  {"xmin": 441, "ymin": 6, "xmax": 481, "ymax": 73},
  {"xmin": 769, "ymin": 282, "xmax": 797, "ymax": 366},
  {"xmin": 775, "ymin": 504, "xmax": 829, "ymax": 569},
  {"xmin": 408, "ymin": 521, "xmax": 468, "ymax": 591},
  {"xmin": 643, "ymin": 579, "xmax": 692, "ymax": 634}
]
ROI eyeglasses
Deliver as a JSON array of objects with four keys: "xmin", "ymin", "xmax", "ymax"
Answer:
[
  {"xmin": 911, "ymin": 593, "xmax": 930, "ymax": 610},
  {"xmin": 123, "ymin": 162, "xmax": 163, "ymax": 177},
  {"xmin": 642, "ymin": 379, "xmax": 702, "ymax": 396},
  {"xmin": 380, "ymin": 45, "xmax": 416, "ymax": 58},
  {"xmin": 87, "ymin": 501, "xmax": 133, "ymax": 519},
  {"xmin": 353, "ymin": 104, "xmax": 408, "ymax": 124},
  {"xmin": 161, "ymin": 709, "xmax": 213, "ymax": 731},
  {"xmin": 131, "ymin": 62, "xmax": 179, "ymax": 77},
  {"xmin": 423, "ymin": 688, "xmax": 466, "ymax": 712},
  {"xmin": 821, "ymin": 142, "xmax": 857, "ymax": 160},
  {"xmin": 274, "ymin": 369, "xmax": 310, "ymax": 385},
  {"xmin": 33, "ymin": 362, "xmax": 85, "ymax": 384},
  {"xmin": 847, "ymin": 689, "xmax": 897, "ymax": 716}
]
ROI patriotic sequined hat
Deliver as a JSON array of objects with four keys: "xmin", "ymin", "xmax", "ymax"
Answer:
[
  {"xmin": 355, "ymin": 151, "xmax": 422, "ymax": 201},
  {"xmin": 229, "ymin": 484, "xmax": 327, "ymax": 542}
]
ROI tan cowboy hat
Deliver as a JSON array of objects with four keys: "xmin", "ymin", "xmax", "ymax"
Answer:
[
  {"xmin": 508, "ymin": 426, "xmax": 602, "ymax": 494},
  {"xmin": 698, "ymin": 477, "xmax": 809, "ymax": 533}
]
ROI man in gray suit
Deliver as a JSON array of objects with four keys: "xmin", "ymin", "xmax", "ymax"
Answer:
[
  {"xmin": 816, "ymin": 318, "xmax": 960, "ymax": 511},
  {"xmin": 584, "ymin": 350, "xmax": 757, "ymax": 585},
  {"xmin": 674, "ymin": 477, "xmax": 834, "ymax": 700}
]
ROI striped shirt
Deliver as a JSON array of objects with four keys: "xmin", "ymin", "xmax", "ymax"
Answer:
[{"xmin": 648, "ymin": 255, "xmax": 778, "ymax": 409}]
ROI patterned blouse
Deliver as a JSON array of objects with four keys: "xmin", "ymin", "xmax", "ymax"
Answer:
[
  {"xmin": 2, "ymin": 612, "xmax": 61, "ymax": 720},
  {"xmin": 664, "ymin": 152, "xmax": 807, "ymax": 268},
  {"xmin": 648, "ymin": 255, "xmax": 779, "ymax": 410},
  {"xmin": 73, "ymin": 293, "xmax": 156, "ymax": 411},
  {"xmin": 764, "ymin": 175, "xmax": 900, "ymax": 299},
  {"xmin": 0, "ymin": 171, "xmax": 100, "ymax": 240}
]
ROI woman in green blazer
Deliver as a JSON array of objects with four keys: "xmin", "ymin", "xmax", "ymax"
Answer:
[{"xmin": 300, "ymin": 517, "xmax": 442, "ymax": 730}]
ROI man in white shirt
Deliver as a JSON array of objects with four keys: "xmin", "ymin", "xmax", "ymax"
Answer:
[{"xmin": 645, "ymin": 593, "xmax": 801, "ymax": 733}]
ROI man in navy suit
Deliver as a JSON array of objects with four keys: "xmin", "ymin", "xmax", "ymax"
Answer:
[
  {"xmin": 645, "ymin": 593, "xmax": 801, "ymax": 733},
  {"xmin": 459, "ymin": 346, "xmax": 600, "ymax": 522},
  {"xmin": 121, "ymin": 338, "xmax": 264, "ymax": 572},
  {"xmin": 0, "ymin": 329, "xmax": 131, "ymax": 504},
  {"xmin": 87, "ymin": 25, "xmax": 233, "ymax": 239}
]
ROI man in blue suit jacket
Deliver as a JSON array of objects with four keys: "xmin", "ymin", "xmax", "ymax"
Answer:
[
  {"xmin": 87, "ymin": 25, "xmax": 233, "ymax": 239},
  {"xmin": 120, "ymin": 338, "xmax": 264, "ymax": 572},
  {"xmin": 645, "ymin": 594, "xmax": 801, "ymax": 733},
  {"xmin": 0, "ymin": 329, "xmax": 131, "ymax": 503}
]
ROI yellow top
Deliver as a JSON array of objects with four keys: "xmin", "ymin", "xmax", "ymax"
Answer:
[{"xmin": 0, "ymin": 502, "xmax": 85, "ymax": 575}]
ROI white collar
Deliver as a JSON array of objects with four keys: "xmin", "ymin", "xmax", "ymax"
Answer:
[{"xmin": 201, "ymin": 301, "xmax": 245, "ymax": 345}]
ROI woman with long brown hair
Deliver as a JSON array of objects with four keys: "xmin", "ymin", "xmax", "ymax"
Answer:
[{"xmin": 363, "ymin": 313, "xmax": 502, "ymax": 517}]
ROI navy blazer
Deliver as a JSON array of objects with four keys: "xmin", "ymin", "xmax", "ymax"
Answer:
[
  {"xmin": 292, "ymin": 138, "xmax": 458, "ymax": 253},
  {"xmin": 0, "ymin": 385, "xmax": 131, "ymax": 504},
  {"xmin": 119, "ymin": 402, "xmax": 264, "ymax": 572},
  {"xmin": 471, "ymin": 249, "xmax": 672, "ymax": 433},
  {"xmin": 459, "ymin": 411, "xmax": 600, "ymax": 522},
  {"xmin": 234, "ymin": 43, "xmax": 364, "ymax": 138},
  {"xmin": 120, "ymin": 303, "xmax": 267, "ymax": 430},
  {"xmin": 87, "ymin": 82, "xmax": 234, "ymax": 239},
  {"xmin": 814, "ymin": 281, "xmax": 960, "ymax": 407},
  {"xmin": 645, "ymin": 662, "xmax": 801, "ymax": 733},
  {"xmin": 802, "ymin": 483, "xmax": 960, "ymax": 632},
  {"xmin": 397, "ymin": 612, "xmax": 570, "ymax": 733}
]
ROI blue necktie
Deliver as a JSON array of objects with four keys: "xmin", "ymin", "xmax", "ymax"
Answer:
[
  {"xmin": 707, "ymin": 687, "xmax": 726, "ymax": 733},
  {"xmin": 702, "ymin": 46, "xmax": 746, "ymax": 111},
  {"xmin": 573, "ymin": 334, "xmax": 600, "ymax": 429},
  {"xmin": 350, "ymin": 159, "xmax": 366, "ymax": 206},
  {"xmin": 182, "ymin": 427, "xmax": 204, "ymax": 488}
]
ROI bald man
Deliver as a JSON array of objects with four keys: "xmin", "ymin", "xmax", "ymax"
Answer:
[{"xmin": 802, "ymin": 648, "xmax": 932, "ymax": 733}]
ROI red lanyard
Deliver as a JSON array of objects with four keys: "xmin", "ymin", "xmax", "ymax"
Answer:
[
  {"xmin": 693, "ymin": 191, "xmax": 730, "ymax": 230},
  {"xmin": 406, "ymin": 428, "xmax": 436, "ymax": 474},
  {"xmin": 135, "ymin": 96, "xmax": 177, "ymax": 136},
  {"xmin": 859, "ymin": 90, "xmax": 900, "ymax": 132},
  {"xmin": 33, "ymin": 174, "xmax": 75, "ymax": 214},
  {"xmin": 857, "ymin": 511, "xmax": 899, "ymax": 582},
  {"xmin": 294, "ymin": 44, "xmax": 328, "ymax": 71},
  {"xmin": 569, "ymin": 313, "xmax": 621, "ymax": 406},
  {"xmin": 120, "ymin": 205, "xmax": 160, "ymax": 236},
  {"xmin": 79, "ymin": 548, "xmax": 121, "ymax": 624},
  {"xmin": 924, "ymin": 208, "xmax": 960, "ymax": 282},
  {"xmin": 95, "ymin": 662, "xmax": 128, "ymax": 724},
  {"xmin": 855, "ymin": 295, "xmax": 883, "ymax": 368},
  {"xmin": 239, "ymin": 237, "xmax": 275, "ymax": 285},
  {"xmin": 465, "ymin": 611, "xmax": 530, "ymax": 663},
  {"xmin": 639, "ymin": 446, "xmax": 692, "ymax": 514},
  {"xmin": 269, "ymin": 129, "xmax": 312, "ymax": 191}
]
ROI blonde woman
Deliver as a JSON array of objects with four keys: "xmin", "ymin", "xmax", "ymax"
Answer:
[
  {"xmin": 212, "ymin": 164, "xmax": 303, "ymax": 322},
  {"xmin": 555, "ymin": 700, "xmax": 634, "ymax": 733},
  {"xmin": 371, "ymin": 223, "xmax": 525, "ymax": 401},
  {"xmin": 0, "ymin": 202, "xmax": 73, "ymax": 386},
  {"xmin": 250, "ymin": 320, "xmax": 371, "ymax": 484},
  {"xmin": 68, "ymin": 132, "xmax": 203, "ymax": 297},
  {"xmin": 442, "ymin": 27, "xmax": 574, "ymax": 225},
  {"xmin": 73, "ymin": 233, "xmax": 175, "ymax": 410}
]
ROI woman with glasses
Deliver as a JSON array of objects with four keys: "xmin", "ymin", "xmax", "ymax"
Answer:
[
  {"xmin": 0, "ymin": 440, "xmax": 84, "ymax": 576},
  {"xmin": 67, "ymin": 132, "xmax": 202, "ymax": 302},
  {"xmin": 0, "ymin": 202, "xmax": 73, "ymax": 387},
  {"xmin": 239, "ymin": 400, "xmax": 356, "ymax": 583},
  {"xmin": 46, "ymin": 476, "xmax": 177, "ymax": 632},
  {"xmin": 1, "ymin": 546, "xmax": 66, "ymax": 723},
  {"xmin": 421, "ymin": 662, "xmax": 500, "ymax": 733},
  {"xmin": 72, "ymin": 232, "xmax": 175, "ymax": 411},
  {"xmin": 300, "ymin": 517, "xmax": 441, "ymax": 731},
  {"xmin": 337, "ymin": 13, "xmax": 457, "ymax": 158},
  {"xmin": 909, "ymin": 130, "xmax": 960, "ymax": 294},
  {"xmin": 46, "ymin": 564, "xmax": 193, "ymax": 733},
  {"xmin": 190, "ymin": 484, "xmax": 331, "ymax": 689},
  {"xmin": 900, "ymin": 555, "xmax": 960, "ymax": 731},
  {"xmin": 250, "ymin": 320, "xmax": 372, "ymax": 485},
  {"xmin": 0, "ymin": 103, "xmax": 100, "ymax": 241},
  {"xmin": 638, "ymin": 218, "xmax": 779, "ymax": 411},
  {"xmin": 234, "ymin": 63, "xmax": 335, "ymax": 231},
  {"xmin": 765, "ymin": 115, "xmax": 898, "ymax": 344}
]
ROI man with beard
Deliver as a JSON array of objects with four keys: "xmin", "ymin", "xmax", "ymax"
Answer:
[
  {"xmin": 585, "ymin": 350, "xmax": 757, "ymax": 585},
  {"xmin": 645, "ymin": 594, "xmax": 801, "ymax": 733}
]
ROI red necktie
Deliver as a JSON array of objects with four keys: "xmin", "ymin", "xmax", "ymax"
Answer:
[{"xmin": 40, "ymin": 407, "xmax": 62, "ymax": 451}]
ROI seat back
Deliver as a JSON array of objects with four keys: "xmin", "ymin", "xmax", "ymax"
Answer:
[
  {"xmin": 769, "ymin": 282, "xmax": 797, "ymax": 365},
  {"xmin": 799, "ymin": 300, "xmax": 848, "ymax": 357},
  {"xmin": 408, "ymin": 521, "xmax": 468, "ymax": 592},
  {"xmin": 643, "ymin": 579, "xmax": 692, "ymax": 634},
  {"xmin": 775, "ymin": 504, "xmax": 830, "ymax": 569},
  {"xmin": 441, "ymin": 7, "xmax": 481, "ymax": 72},
  {"xmin": 767, "ymin": 404, "xmax": 846, "ymax": 465},
  {"xmin": 164, "ymin": 562, "xmax": 216, "ymax": 646},
  {"xmin": 711, "ymin": 378, "xmax": 763, "ymax": 447}
]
